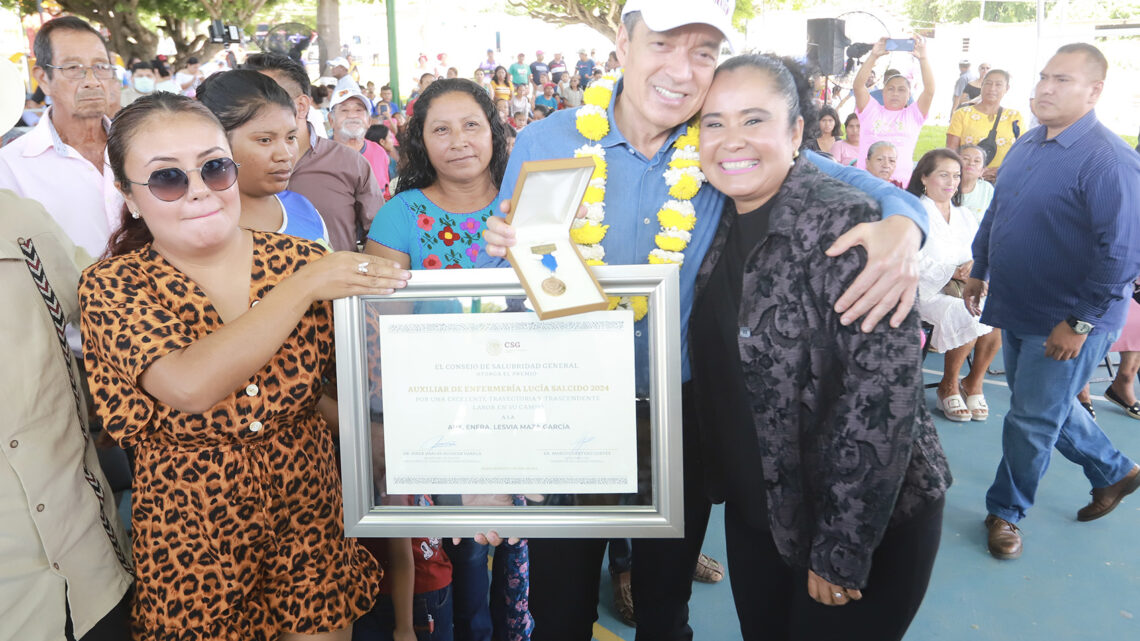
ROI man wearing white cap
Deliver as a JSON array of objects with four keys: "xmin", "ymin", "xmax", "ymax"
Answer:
[
  {"xmin": 479, "ymin": 0, "xmax": 930, "ymax": 639},
  {"xmin": 328, "ymin": 56, "xmax": 360, "ymax": 95},
  {"xmin": 330, "ymin": 88, "xmax": 390, "ymax": 195}
]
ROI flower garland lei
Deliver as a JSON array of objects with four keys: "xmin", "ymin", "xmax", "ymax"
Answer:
[{"xmin": 569, "ymin": 69, "xmax": 705, "ymax": 321}]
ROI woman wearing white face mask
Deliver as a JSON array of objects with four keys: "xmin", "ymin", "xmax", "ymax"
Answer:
[{"xmin": 120, "ymin": 61, "xmax": 157, "ymax": 106}]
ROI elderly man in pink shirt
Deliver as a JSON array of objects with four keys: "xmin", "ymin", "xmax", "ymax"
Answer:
[
  {"xmin": 0, "ymin": 16, "xmax": 124, "ymax": 260},
  {"xmin": 329, "ymin": 87, "xmax": 391, "ymax": 195}
]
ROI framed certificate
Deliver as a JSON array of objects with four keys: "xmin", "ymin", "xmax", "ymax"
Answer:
[{"xmin": 334, "ymin": 265, "xmax": 683, "ymax": 538}]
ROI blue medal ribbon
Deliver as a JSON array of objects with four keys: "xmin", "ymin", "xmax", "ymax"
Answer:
[{"xmin": 541, "ymin": 253, "xmax": 558, "ymax": 274}]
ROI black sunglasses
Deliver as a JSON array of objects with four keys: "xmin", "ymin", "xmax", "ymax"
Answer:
[{"xmin": 126, "ymin": 158, "xmax": 240, "ymax": 202}]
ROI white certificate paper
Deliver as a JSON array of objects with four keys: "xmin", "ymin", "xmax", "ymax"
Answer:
[{"xmin": 377, "ymin": 311, "xmax": 637, "ymax": 494}]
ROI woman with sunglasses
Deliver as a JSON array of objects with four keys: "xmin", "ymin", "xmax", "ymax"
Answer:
[
  {"xmin": 78, "ymin": 92, "xmax": 411, "ymax": 641},
  {"xmin": 196, "ymin": 69, "xmax": 331, "ymax": 248}
]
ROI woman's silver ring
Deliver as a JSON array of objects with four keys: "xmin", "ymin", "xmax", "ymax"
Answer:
[
  {"xmin": 833, "ymin": 592, "xmax": 844, "ymax": 599},
  {"xmin": 357, "ymin": 261, "xmax": 369, "ymax": 275}
]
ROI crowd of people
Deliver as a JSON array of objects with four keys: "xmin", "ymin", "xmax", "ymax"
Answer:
[{"xmin": 3, "ymin": 2, "xmax": 1140, "ymax": 641}]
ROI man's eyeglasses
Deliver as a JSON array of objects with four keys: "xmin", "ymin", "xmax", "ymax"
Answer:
[
  {"xmin": 43, "ymin": 63, "xmax": 117, "ymax": 80},
  {"xmin": 126, "ymin": 158, "xmax": 240, "ymax": 202}
]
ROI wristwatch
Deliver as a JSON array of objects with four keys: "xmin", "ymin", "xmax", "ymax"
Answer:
[{"xmin": 1065, "ymin": 316, "xmax": 1094, "ymax": 335}]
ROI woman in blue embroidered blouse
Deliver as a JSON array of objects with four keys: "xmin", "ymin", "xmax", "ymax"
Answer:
[
  {"xmin": 363, "ymin": 78, "xmax": 532, "ymax": 641},
  {"xmin": 365, "ymin": 78, "xmax": 508, "ymax": 269},
  {"xmin": 197, "ymin": 70, "xmax": 330, "ymax": 248}
]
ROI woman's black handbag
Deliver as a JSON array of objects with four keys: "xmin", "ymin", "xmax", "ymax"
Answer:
[{"xmin": 976, "ymin": 107, "xmax": 1003, "ymax": 166}]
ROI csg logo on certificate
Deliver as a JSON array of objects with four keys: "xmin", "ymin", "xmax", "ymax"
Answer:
[{"xmin": 486, "ymin": 339, "xmax": 523, "ymax": 356}]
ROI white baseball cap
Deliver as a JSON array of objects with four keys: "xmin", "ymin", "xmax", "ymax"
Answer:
[
  {"xmin": 621, "ymin": 0, "xmax": 739, "ymax": 51},
  {"xmin": 330, "ymin": 87, "xmax": 373, "ymax": 113},
  {"xmin": 328, "ymin": 57, "xmax": 350, "ymax": 70}
]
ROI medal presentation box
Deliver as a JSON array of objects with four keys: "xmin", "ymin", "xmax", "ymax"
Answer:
[
  {"xmin": 505, "ymin": 158, "xmax": 609, "ymax": 320},
  {"xmin": 333, "ymin": 266, "xmax": 683, "ymax": 538}
]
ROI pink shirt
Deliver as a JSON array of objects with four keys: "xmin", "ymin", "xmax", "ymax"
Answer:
[
  {"xmin": 830, "ymin": 140, "xmax": 859, "ymax": 166},
  {"xmin": 360, "ymin": 139, "xmax": 391, "ymax": 193},
  {"xmin": 0, "ymin": 108, "xmax": 123, "ymax": 259},
  {"xmin": 856, "ymin": 99, "xmax": 927, "ymax": 186}
]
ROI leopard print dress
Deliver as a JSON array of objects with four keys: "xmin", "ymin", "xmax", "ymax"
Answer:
[{"xmin": 79, "ymin": 231, "xmax": 379, "ymax": 640}]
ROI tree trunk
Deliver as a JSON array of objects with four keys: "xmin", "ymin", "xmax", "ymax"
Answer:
[
  {"xmin": 317, "ymin": 0, "xmax": 339, "ymax": 76},
  {"xmin": 159, "ymin": 16, "xmax": 224, "ymax": 67}
]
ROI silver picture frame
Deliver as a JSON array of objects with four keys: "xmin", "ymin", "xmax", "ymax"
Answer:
[{"xmin": 334, "ymin": 265, "xmax": 683, "ymax": 538}]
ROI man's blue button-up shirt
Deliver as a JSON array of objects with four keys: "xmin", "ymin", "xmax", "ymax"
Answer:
[
  {"xmin": 971, "ymin": 110, "xmax": 1140, "ymax": 336},
  {"xmin": 479, "ymin": 80, "xmax": 928, "ymax": 394}
]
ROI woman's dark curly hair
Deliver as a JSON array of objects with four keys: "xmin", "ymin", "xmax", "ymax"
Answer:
[
  {"xmin": 396, "ymin": 78, "xmax": 510, "ymax": 196},
  {"xmin": 907, "ymin": 148, "xmax": 964, "ymax": 207},
  {"xmin": 713, "ymin": 53, "xmax": 820, "ymax": 152}
]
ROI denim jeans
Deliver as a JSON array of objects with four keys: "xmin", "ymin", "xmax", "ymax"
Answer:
[
  {"xmin": 607, "ymin": 539, "xmax": 632, "ymax": 576},
  {"xmin": 353, "ymin": 584, "xmax": 454, "ymax": 641},
  {"xmin": 985, "ymin": 329, "xmax": 1137, "ymax": 522},
  {"xmin": 444, "ymin": 539, "xmax": 493, "ymax": 641}
]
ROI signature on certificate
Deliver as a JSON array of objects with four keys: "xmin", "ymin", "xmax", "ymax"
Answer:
[
  {"xmin": 420, "ymin": 435, "xmax": 459, "ymax": 450},
  {"xmin": 570, "ymin": 434, "xmax": 596, "ymax": 452}
]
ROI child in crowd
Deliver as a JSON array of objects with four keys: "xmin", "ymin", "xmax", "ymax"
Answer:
[{"xmin": 355, "ymin": 505, "xmax": 454, "ymax": 641}]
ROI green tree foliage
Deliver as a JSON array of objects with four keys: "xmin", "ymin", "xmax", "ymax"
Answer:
[
  {"xmin": 508, "ymin": 0, "xmax": 758, "ymax": 43},
  {"xmin": 2, "ymin": 0, "xmax": 284, "ymax": 64},
  {"xmin": 905, "ymin": 1, "xmax": 1041, "ymax": 24},
  {"xmin": 904, "ymin": 0, "xmax": 1140, "ymax": 25}
]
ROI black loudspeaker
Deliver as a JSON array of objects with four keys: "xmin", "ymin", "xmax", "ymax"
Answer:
[{"xmin": 807, "ymin": 18, "xmax": 850, "ymax": 76}]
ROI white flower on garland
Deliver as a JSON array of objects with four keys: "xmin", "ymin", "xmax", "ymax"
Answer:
[
  {"xmin": 584, "ymin": 202, "xmax": 606, "ymax": 222},
  {"xmin": 649, "ymin": 248, "xmax": 687, "ymax": 264},
  {"xmin": 577, "ymin": 243, "xmax": 606, "ymax": 262}
]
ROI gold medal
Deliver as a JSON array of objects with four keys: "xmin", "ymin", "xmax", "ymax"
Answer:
[{"xmin": 542, "ymin": 276, "xmax": 566, "ymax": 296}]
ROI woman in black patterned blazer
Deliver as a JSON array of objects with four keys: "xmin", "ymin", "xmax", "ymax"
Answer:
[{"xmin": 690, "ymin": 53, "xmax": 953, "ymax": 641}]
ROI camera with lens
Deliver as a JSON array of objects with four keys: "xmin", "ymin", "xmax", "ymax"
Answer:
[{"xmin": 208, "ymin": 20, "xmax": 242, "ymax": 45}]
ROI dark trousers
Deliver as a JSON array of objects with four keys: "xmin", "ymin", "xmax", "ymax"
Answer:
[
  {"xmin": 528, "ymin": 385, "xmax": 712, "ymax": 641},
  {"xmin": 606, "ymin": 538, "xmax": 632, "ymax": 575},
  {"xmin": 65, "ymin": 586, "xmax": 131, "ymax": 641},
  {"xmin": 444, "ymin": 538, "xmax": 494, "ymax": 641},
  {"xmin": 353, "ymin": 585, "xmax": 454, "ymax": 641},
  {"xmin": 725, "ymin": 495, "xmax": 944, "ymax": 641}
]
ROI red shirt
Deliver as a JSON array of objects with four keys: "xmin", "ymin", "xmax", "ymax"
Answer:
[{"xmin": 361, "ymin": 537, "xmax": 452, "ymax": 594}]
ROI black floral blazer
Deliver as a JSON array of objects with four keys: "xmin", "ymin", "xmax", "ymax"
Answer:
[{"xmin": 693, "ymin": 158, "xmax": 952, "ymax": 589}]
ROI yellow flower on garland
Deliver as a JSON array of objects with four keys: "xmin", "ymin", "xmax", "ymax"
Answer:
[
  {"xmin": 629, "ymin": 296, "xmax": 649, "ymax": 321},
  {"xmin": 674, "ymin": 128, "xmax": 700, "ymax": 150},
  {"xmin": 582, "ymin": 184, "xmax": 605, "ymax": 204},
  {"xmin": 654, "ymin": 234, "xmax": 688, "ymax": 253},
  {"xmin": 668, "ymin": 158, "xmax": 701, "ymax": 170},
  {"xmin": 669, "ymin": 173, "xmax": 700, "ymax": 200},
  {"xmin": 590, "ymin": 156, "xmax": 608, "ymax": 181},
  {"xmin": 570, "ymin": 222, "xmax": 608, "ymax": 245},
  {"xmin": 583, "ymin": 84, "xmax": 613, "ymax": 108},
  {"xmin": 576, "ymin": 111, "xmax": 609, "ymax": 140},
  {"xmin": 586, "ymin": 259, "xmax": 606, "ymax": 267},
  {"xmin": 658, "ymin": 208, "xmax": 697, "ymax": 231},
  {"xmin": 607, "ymin": 296, "xmax": 621, "ymax": 311}
]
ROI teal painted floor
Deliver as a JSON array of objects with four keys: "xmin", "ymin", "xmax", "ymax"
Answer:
[
  {"xmin": 592, "ymin": 352, "xmax": 1140, "ymax": 640},
  {"xmin": 114, "ymin": 351, "xmax": 1139, "ymax": 639}
]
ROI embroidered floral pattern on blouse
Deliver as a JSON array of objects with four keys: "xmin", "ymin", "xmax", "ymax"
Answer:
[{"xmin": 408, "ymin": 200, "xmax": 492, "ymax": 269}]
